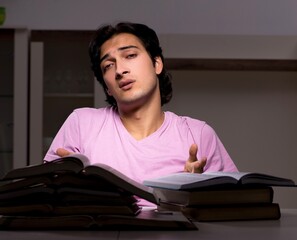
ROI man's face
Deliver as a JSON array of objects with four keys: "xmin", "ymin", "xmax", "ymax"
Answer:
[{"xmin": 99, "ymin": 33, "xmax": 163, "ymax": 110}]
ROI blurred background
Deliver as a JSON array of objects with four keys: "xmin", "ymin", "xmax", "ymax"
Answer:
[{"xmin": 0, "ymin": 0, "xmax": 297, "ymax": 208}]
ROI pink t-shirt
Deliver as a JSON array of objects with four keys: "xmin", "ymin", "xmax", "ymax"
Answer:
[{"xmin": 44, "ymin": 107, "xmax": 238, "ymax": 205}]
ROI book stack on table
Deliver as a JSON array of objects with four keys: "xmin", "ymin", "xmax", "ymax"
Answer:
[
  {"xmin": 0, "ymin": 154, "xmax": 196, "ymax": 230},
  {"xmin": 143, "ymin": 171, "xmax": 296, "ymax": 222},
  {"xmin": 0, "ymin": 153, "xmax": 295, "ymax": 227}
]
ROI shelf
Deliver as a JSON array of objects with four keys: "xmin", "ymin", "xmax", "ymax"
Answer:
[
  {"xmin": 0, "ymin": 94, "xmax": 13, "ymax": 98},
  {"xmin": 44, "ymin": 93, "xmax": 93, "ymax": 98},
  {"xmin": 165, "ymin": 58, "xmax": 297, "ymax": 71},
  {"xmin": 0, "ymin": 150, "xmax": 13, "ymax": 153}
]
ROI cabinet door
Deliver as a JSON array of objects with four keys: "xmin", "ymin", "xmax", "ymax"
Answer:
[
  {"xmin": 0, "ymin": 28, "xmax": 29, "ymax": 176},
  {"xmin": 30, "ymin": 30, "xmax": 106, "ymax": 165}
]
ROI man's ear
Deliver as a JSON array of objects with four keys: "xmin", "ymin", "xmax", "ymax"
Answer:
[
  {"xmin": 105, "ymin": 88, "xmax": 112, "ymax": 96},
  {"xmin": 154, "ymin": 56, "xmax": 163, "ymax": 75}
]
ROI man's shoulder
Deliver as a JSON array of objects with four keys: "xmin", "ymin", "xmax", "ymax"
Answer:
[
  {"xmin": 165, "ymin": 111, "xmax": 217, "ymax": 136},
  {"xmin": 70, "ymin": 107, "xmax": 118, "ymax": 127},
  {"xmin": 166, "ymin": 111, "xmax": 206, "ymax": 127}
]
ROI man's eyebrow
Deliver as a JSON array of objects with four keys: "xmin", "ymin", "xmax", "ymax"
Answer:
[{"xmin": 99, "ymin": 45, "xmax": 139, "ymax": 63}]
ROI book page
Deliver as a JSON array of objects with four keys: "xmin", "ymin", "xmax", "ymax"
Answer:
[
  {"xmin": 205, "ymin": 171, "xmax": 296, "ymax": 186},
  {"xmin": 143, "ymin": 172, "xmax": 238, "ymax": 190},
  {"xmin": 203, "ymin": 171, "xmax": 250, "ymax": 181}
]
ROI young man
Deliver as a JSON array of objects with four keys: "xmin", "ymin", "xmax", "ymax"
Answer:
[{"xmin": 44, "ymin": 22, "xmax": 238, "ymax": 188}]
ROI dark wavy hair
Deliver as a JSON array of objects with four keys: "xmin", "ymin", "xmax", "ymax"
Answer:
[{"xmin": 89, "ymin": 22, "xmax": 172, "ymax": 107}]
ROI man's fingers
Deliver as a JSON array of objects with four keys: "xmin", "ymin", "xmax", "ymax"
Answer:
[
  {"xmin": 192, "ymin": 157, "xmax": 207, "ymax": 173},
  {"xmin": 188, "ymin": 144, "xmax": 198, "ymax": 162},
  {"xmin": 56, "ymin": 148, "xmax": 72, "ymax": 157},
  {"xmin": 185, "ymin": 143, "xmax": 207, "ymax": 173}
]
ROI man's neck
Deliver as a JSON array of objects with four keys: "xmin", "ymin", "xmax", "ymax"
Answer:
[{"xmin": 118, "ymin": 105, "xmax": 165, "ymax": 141}]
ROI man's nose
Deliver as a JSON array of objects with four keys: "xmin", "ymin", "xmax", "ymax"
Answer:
[
  {"xmin": 115, "ymin": 61, "xmax": 129, "ymax": 80},
  {"xmin": 115, "ymin": 71, "xmax": 129, "ymax": 80}
]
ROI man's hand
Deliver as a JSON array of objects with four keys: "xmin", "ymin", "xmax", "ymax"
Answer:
[
  {"xmin": 184, "ymin": 143, "xmax": 207, "ymax": 174},
  {"xmin": 56, "ymin": 148, "xmax": 73, "ymax": 157}
]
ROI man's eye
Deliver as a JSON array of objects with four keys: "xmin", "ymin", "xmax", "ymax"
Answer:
[
  {"xmin": 127, "ymin": 53, "xmax": 137, "ymax": 59},
  {"xmin": 102, "ymin": 63, "xmax": 113, "ymax": 72}
]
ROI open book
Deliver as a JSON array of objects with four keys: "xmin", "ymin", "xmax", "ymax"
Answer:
[
  {"xmin": 143, "ymin": 171, "xmax": 296, "ymax": 190},
  {"xmin": 1, "ymin": 154, "xmax": 158, "ymax": 205}
]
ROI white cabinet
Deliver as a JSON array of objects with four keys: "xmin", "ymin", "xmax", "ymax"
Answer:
[
  {"xmin": 0, "ymin": 28, "xmax": 29, "ymax": 176},
  {"xmin": 29, "ymin": 30, "xmax": 106, "ymax": 165}
]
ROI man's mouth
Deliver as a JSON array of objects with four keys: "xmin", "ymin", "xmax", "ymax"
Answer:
[{"xmin": 119, "ymin": 80, "xmax": 135, "ymax": 90}]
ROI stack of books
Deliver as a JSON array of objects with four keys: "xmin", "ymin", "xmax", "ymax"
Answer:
[
  {"xmin": 0, "ymin": 154, "xmax": 295, "ymax": 228},
  {"xmin": 143, "ymin": 171, "xmax": 296, "ymax": 222},
  {"xmin": 0, "ymin": 154, "xmax": 196, "ymax": 230}
]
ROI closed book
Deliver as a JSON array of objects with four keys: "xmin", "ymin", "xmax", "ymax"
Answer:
[
  {"xmin": 0, "ymin": 203, "xmax": 141, "ymax": 216},
  {"xmin": 154, "ymin": 186, "xmax": 274, "ymax": 206},
  {"xmin": 158, "ymin": 202, "xmax": 281, "ymax": 222},
  {"xmin": 0, "ymin": 209, "xmax": 197, "ymax": 230}
]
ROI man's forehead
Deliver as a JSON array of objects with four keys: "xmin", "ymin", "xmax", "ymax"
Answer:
[{"xmin": 100, "ymin": 33, "xmax": 143, "ymax": 58}]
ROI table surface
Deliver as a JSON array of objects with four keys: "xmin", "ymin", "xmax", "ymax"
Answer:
[{"xmin": 0, "ymin": 209, "xmax": 296, "ymax": 240}]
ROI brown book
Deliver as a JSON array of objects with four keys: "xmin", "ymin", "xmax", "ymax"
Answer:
[
  {"xmin": 0, "ymin": 209, "xmax": 197, "ymax": 230},
  {"xmin": 56, "ymin": 186, "xmax": 138, "ymax": 205},
  {"xmin": 0, "ymin": 184, "xmax": 137, "ymax": 205},
  {"xmin": 0, "ymin": 185, "xmax": 55, "ymax": 206},
  {"xmin": 0, "ymin": 173, "xmax": 123, "ymax": 195},
  {"xmin": 158, "ymin": 202, "xmax": 281, "ymax": 222},
  {"xmin": 0, "ymin": 184, "xmax": 142, "ymax": 216},
  {"xmin": 53, "ymin": 203, "xmax": 141, "ymax": 216},
  {"xmin": 1, "ymin": 154, "xmax": 158, "ymax": 204},
  {"xmin": 0, "ymin": 203, "xmax": 141, "ymax": 216},
  {"xmin": 0, "ymin": 155, "xmax": 156, "ymax": 223},
  {"xmin": 0, "ymin": 204, "xmax": 54, "ymax": 215},
  {"xmin": 153, "ymin": 186, "xmax": 274, "ymax": 206}
]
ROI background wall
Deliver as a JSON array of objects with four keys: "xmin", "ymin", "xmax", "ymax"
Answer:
[
  {"xmin": 1, "ymin": 0, "xmax": 297, "ymax": 35},
  {"xmin": 1, "ymin": 0, "xmax": 297, "ymax": 207},
  {"xmin": 165, "ymin": 70, "xmax": 297, "ymax": 208}
]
